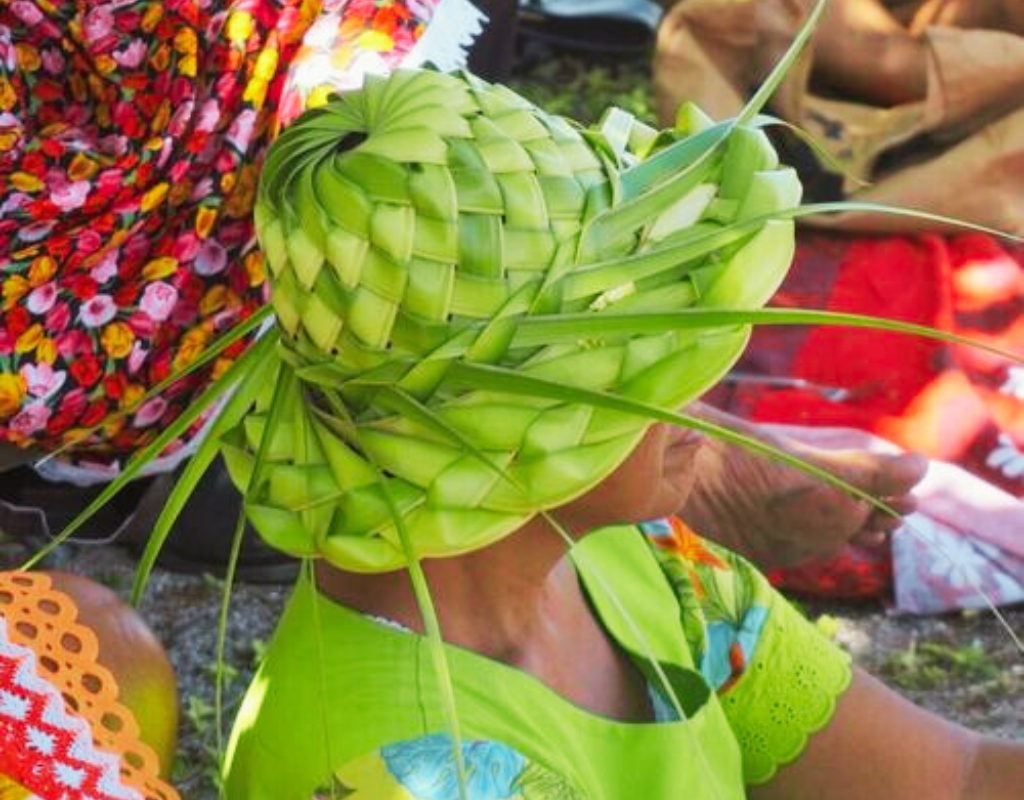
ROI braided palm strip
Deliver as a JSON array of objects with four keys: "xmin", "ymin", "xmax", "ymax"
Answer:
[{"xmin": 229, "ymin": 70, "xmax": 801, "ymax": 572}]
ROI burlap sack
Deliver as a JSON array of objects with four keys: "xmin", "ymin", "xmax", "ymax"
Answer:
[{"xmin": 654, "ymin": 0, "xmax": 1024, "ymax": 234}]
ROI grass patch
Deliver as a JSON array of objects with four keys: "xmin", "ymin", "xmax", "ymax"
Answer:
[
  {"xmin": 879, "ymin": 638, "xmax": 1001, "ymax": 691},
  {"xmin": 510, "ymin": 52, "xmax": 656, "ymax": 125}
]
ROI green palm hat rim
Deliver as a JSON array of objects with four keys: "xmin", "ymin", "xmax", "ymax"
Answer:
[{"xmin": 235, "ymin": 68, "xmax": 801, "ymax": 573}]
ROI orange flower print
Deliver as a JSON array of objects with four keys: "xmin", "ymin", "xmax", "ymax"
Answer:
[
  {"xmin": 173, "ymin": 326, "xmax": 211, "ymax": 372},
  {"xmin": 140, "ymin": 182, "xmax": 169, "ymax": 213},
  {"xmin": 141, "ymin": 3, "xmax": 164, "ymax": 32},
  {"xmin": 175, "ymin": 27, "xmax": 198, "ymax": 56},
  {"xmin": 2, "ymin": 275, "xmax": 30, "ymax": 309},
  {"xmin": 340, "ymin": 14, "xmax": 368, "ymax": 39},
  {"xmin": 101, "ymin": 322, "xmax": 136, "ymax": 360},
  {"xmin": 120, "ymin": 383, "xmax": 146, "ymax": 412},
  {"xmin": 93, "ymin": 53, "xmax": 118, "ymax": 75},
  {"xmin": 211, "ymin": 356, "xmax": 234, "ymax": 381},
  {"xmin": 0, "ymin": 130, "xmax": 20, "ymax": 152},
  {"xmin": 0, "ymin": 374, "xmax": 26, "ymax": 419},
  {"xmin": 14, "ymin": 42, "xmax": 41, "ymax": 72},
  {"xmin": 151, "ymin": 100, "xmax": 172, "ymax": 134},
  {"xmin": 142, "ymin": 257, "xmax": 179, "ymax": 282},
  {"xmin": 373, "ymin": 5, "xmax": 400, "ymax": 36},
  {"xmin": 644, "ymin": 516, "xmax": 729, "ymax": 599},
  {"xmin": 150, "ymin": 43, "xmax": 171, "ymax": 72},
  {"xmin": 10, "ymin": 171, "xmax": 43, "ymax": 192},
  {"xmin": 220, "ymin": 171, "xmax": 237, "ymax": 194},
  {"xmin": 0, "ymin": 77, "xmax": 16, "ymax": 112},
  {"xmin": 195, "ymin": 206, "xmax": 219, "ymax": 239},
  {"xmin": 15, "ymin": 324, "xmax": 44, "ymax": 355},
  {"xmin": 199, "ymin": 285, "xmax": 230, "ymax": 316},
  {"xmin": 224, "ymin": 165, "xmax": 258, "ymax": 218},
  {"xmin": 67, "ymin": 153, "xmax": 99, "ymax": 182},
  {"xmin": 243, "ymin": 252, "xmax": 266, "ymax": 287},
  {"xmin": 654, "ymin": 517, "xmax": 729, "ymax": 570},
  {"xmin": 35, "ymin": 338, "xmax": 57, "ymax": 366},
  {"xmin": 174, "ymin": 26, "xmax": 199, "ymax": 78},
  {"xmin": 28, "ymin": 256, "xmax": 56, "ymax": 287}
]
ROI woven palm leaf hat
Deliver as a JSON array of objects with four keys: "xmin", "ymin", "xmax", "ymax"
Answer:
[{"xmin": 228, "ymin": 68, "xmax": 802, "ymax": 573}]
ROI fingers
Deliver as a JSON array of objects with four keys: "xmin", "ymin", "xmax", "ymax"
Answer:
[
  {"xmin": 869, "ymin": 452, "xmax": 928, "ymax": 499},
  {"xmin": 866, "ymin": 493, "xmax": 918, "ymax": 529},
  {"xmin": 805, "ymin": 451, "xmax": 927, "ymax": 553},
  {"xmin": 849, "ymin": 480, "xmax": 924, "ymax": 550},
  {"xmin": 850, "ymin": 529, "xmax": 889, "ymax": 549},
  {"xmin": 851, "ymin": 452, "xmax": 928, "ymax": 543}
]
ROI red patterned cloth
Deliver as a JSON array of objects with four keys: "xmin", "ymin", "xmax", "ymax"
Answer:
[
  {"xmin": 1, "ymin": 627, "xmax": 138, "ymax": 799},
  {"xmin": 714, "ymin": 232, "xmax": 1023, "ymax": 601},
  {"xmin": 0, "ymin": 0, "xmax": 315, "ymax": 470},
  {"xmin": 0, "ymin": 0, "xmax": 480, "ymax": 478}
]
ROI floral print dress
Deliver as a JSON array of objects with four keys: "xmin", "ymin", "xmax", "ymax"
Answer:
[{"xmin": 0, "ymin": 0, "xmax": 480, "ymax": 476}]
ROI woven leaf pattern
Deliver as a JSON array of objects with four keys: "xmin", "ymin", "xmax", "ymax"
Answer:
[{"xmin": 240, "ymin": 69, "xmax": 802, "ymax": 571}]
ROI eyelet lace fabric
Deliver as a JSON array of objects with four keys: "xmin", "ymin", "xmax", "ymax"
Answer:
[
  {"xmin": 0, "ymin": 572, "xmax": 178, "ymax": 800},
  {"xmin": 718, "ymin": 595, "xmax": 852, "ymax": 785}
]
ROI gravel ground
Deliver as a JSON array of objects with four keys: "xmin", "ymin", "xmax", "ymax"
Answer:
[{"xmin": 2, "ymin": 537, "xmax": 1020, "ymax": 799}]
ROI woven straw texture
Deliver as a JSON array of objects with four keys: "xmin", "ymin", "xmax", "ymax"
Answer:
[{"xmin": 230, "ymin": 70, "xmax": 801, "ymax": 571}]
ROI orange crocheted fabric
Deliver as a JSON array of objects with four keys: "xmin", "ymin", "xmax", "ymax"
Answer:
[{"xmin": 0, "ymin": 572, "xmax": 179, "ymax": 800}]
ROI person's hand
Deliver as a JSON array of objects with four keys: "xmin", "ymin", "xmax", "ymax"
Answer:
[{"xmin": 678, "ymin": 407, "xmax": 927, "ymax": 569}]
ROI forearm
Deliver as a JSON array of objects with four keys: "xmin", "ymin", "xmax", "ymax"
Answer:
[
  {"xmin": 752, "ymin": 668, "xmax": 1022, "ymax": 800},
  {"xmin": 960, "ymin": 735, "xmax": 1024, "ymax": 799}
]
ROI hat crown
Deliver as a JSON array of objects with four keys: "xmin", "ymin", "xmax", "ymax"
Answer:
[{"xmin": 239, "ymin": 69, "xmax": 801, "ymax": 571}]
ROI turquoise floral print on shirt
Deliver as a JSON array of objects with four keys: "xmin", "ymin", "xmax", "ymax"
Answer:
[
  {"xmin": 318, "ymin": 734, "xmax": 584, "ymax": 799},
  {"xmin": 383, "ymin": 734, "xmax": 524, "ymax": 799}
]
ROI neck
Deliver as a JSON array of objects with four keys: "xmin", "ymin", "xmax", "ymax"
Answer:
[
  {"xmin": 315, "ymin": 514, "xmax": 582, "ymax": 663},
  {"xmin": 314, "ymin": 514, "xmax": 656, "ymax": 721}
]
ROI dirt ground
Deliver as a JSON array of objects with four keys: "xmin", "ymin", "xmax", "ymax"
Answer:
[{"xmin": 2, "ymin": 537, "xmax": 1019, "ymax": 799}]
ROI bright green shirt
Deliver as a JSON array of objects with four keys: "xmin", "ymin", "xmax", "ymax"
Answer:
[{"xmin": 224, "ymin": 519, "xmax": 851, "ymax": 799}]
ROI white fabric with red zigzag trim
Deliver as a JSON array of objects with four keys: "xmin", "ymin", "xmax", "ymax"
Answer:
[{"xmin": 0, "ymin": 617, "xmax": 141, "ymax": 800}]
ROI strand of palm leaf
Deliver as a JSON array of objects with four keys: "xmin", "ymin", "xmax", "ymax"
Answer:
[{"xmin": 231, "ymin": 68, "xmax": 801, "ymax": 572}]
